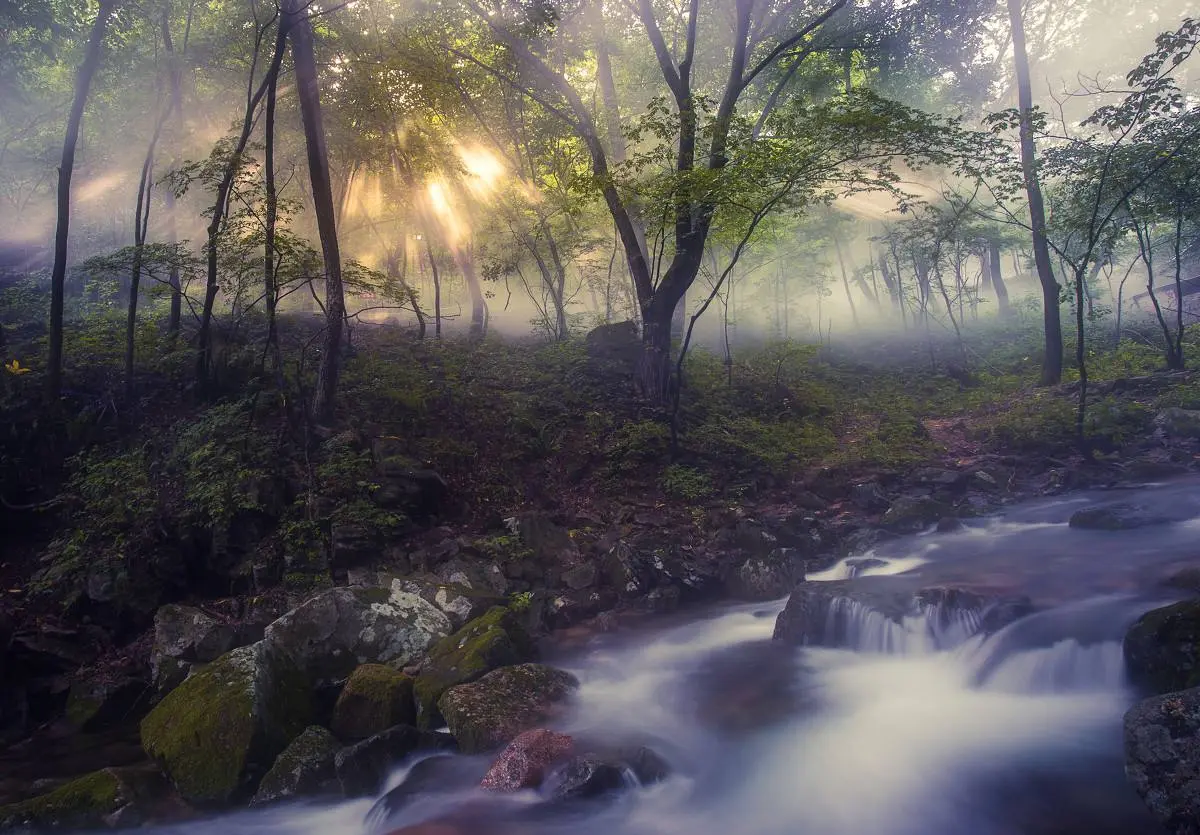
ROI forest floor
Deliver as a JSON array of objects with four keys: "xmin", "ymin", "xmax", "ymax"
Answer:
[{"xmin": 2, "ymin": 308, "xmax": 1200, "ymax": 801}]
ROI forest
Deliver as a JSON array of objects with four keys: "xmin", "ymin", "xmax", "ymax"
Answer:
[{"xmin": 3, "ymin": 0, "xmax": 1200, "ymax": 833}]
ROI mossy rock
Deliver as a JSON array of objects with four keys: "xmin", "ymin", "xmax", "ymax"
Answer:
[
  {"xmin": 0, "ymin": 767, "xmax": 165, "ymax": 830},
  {"xmin": 1125, "ymin": 600, "xmax": 1200, "ymax": 695},
  {"xmin": 65, "ymin": 676, "xmax": 152, "ymax": 732},
  {"xmin": 140, "ymin": 640, "xmax": 313, "ymax": 807},
  {"xmin": 331, "ymin": 664, "xmax": 416, "ymax": 741},
  {"xmin": 250, "ymin": 726, "xmax": 340, "ymax": 806},
  {"xmin": 438, "ymin": 663, "xmax": 578, "ymax": 754},
  {"xmin": 881, "ymin": 496, "xmax": 952, "ymax": 533},
  {"xmin": 413, "ymin": 607, "xmax": 536, "ymax": 729}
]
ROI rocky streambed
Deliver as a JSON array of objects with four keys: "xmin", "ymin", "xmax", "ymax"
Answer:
[{"xmin": 6, "ymin": 477, "xmax": 1200, "ymax": 833}]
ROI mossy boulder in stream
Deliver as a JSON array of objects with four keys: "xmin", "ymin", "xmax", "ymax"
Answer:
[
  {"xmin": 250, "ymin": 726, "xmax": 340, "ymax": 806},
  {"xmin": 0, "ymin": 767, "xmax": 166, "ymax": 830},
  {"xmin": 140, "ymin": 640, "xmax": 313, "ymax": 806},
  {"xmin": 413, "ymin": 607, "xmax": 536, "ymax": 729},
  {"xmin": 438, "ymin": 663, "xmax": 578, "ymax": 754},
  {"xmin": 331, "ymin": 664, "xmax": 416, "ymax": 741},
  {"xmin": 1124, "ymin": 600, "xmax": 1200, "ymax": 694}
]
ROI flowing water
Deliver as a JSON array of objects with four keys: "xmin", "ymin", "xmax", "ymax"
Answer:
[{"xmin": 119, "ymin": 478, "xmax": 1200, "ymax": 835}]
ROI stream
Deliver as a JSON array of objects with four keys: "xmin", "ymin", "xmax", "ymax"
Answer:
[{"xmin": 111, "ymin": 478, "xmax": 1200, "ymax": 835}]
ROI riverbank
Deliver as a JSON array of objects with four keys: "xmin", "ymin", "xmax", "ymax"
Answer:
[{"xmin": 2, "ymin": 318, "xmax": 1200, "ymax": 821}]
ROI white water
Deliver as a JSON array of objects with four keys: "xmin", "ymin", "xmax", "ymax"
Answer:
[{"xmin": 110, "ymin": 480, "xmax": 1200, "ymax": 835}]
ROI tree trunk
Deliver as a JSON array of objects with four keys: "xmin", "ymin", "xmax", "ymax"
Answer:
[
  {"xmin": 47, "ymin": 0, "xmax": 115, "ymax": 401},
  {"xmin": 125, "ymin": 110, "xmax": 166, "ymax": 402},
  {"xmin": 163, "ymin": 7, "xmax": 184, "ymax": 337},
  {"xmin": 988, "ymin": 241, "xmax": 1011, "ymax": 315},
  {"xmin": 197, "ymin": 21, "xmax": 289, "ymax": 387},
  {"xmin": 287, "ymin": 0, "xmax": 345, "ymax": 422},
  {"xmin": 263, "ymin": 36, "xmax": 286, "ymax": 385},
  {"xmin": 424, "ymin": 237, "xmax": 443, "ymax": 338},
  {"xmin": 1007, "ymin": 0, "xmax": 1062, "ymax": 385},
  {"xmin": 636, "ymin": 305, "xmax": 674, "ymax": 403},
  {"xmin": 456, "ymin": 245, "xmax": 486, "ymax": 339}
]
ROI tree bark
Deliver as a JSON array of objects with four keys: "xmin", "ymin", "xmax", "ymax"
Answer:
[
  {"xmin": 163, "ymin": 7, "xmax": 185, "ymax": 337},
  {"xmin": 988, "ymin": 241, "xmax": 1011, "ymax": 315},
  {"xmin": 125, "ymin": 107, "xmax": 166, "ymax": 402},
  {"xmin": 286, "ymin": 0, "xmax": 346, "ymax": 422},
  {"xmin": 263, "ymin": 34, "xmax": 286, "ymax": 385},
  {"xmin": 1007, "ymin": 0, "xmax": 1062, "ymax": 385},
  {"xmin": 425, "ymin": 237, "xmax": 443, "ymax": 338},
  {"xmin": 47, "ymin": 0, "xmax": 116, "ymax": 401}
]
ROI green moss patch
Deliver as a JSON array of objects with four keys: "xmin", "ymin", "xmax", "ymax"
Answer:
[{"xmin": 331, "ymin": 664, "xmax": 416, "ymax": 741}]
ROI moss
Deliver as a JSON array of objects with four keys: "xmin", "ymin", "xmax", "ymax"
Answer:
[
  {"xmin": 140, "ymin": 642, "xmax": 313, "ymax": 806},
  {"xmin": 331, "ymin": 664, "xmax": 415, "ymax": 741},
  {"xmin": 413, "ymin": 607, "xmax": 534, "ymax": 729},
  {"xmin": 437, "ymin": 663, "xmax": 578, "ymax": 754},
  {"xmin": 0, "ymin": 769, "xmax": 125, "ymax": 830},
  {"xmin": 251, "ymin": 726, "xmax": 339, "ymax": 806}
]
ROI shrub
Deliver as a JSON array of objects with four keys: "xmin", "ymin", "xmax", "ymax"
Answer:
[{"xmin": 660, "ymin": 464, "xmax": 714, "ymax": 501}]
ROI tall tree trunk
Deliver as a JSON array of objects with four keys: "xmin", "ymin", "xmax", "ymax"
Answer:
[
  {"xmin": 197, "ymin": 22, "xmax": 289, "ymax": 387},
  {"xmin": 425, "ymin": 238, "xmax": 443, "ymax": 338},
  {"xmin": 263, "ymin": 36, "xmax": 286, "ymax": 385},
  {"xmin": 988, "ymin": 241, "xmax": 1011, "ymax": 315},
  {"xmin": 456, "ymin": 245, "xmax": 486, "ymax": 339},
  {"xmin": 163, "ymin": 6, "xmax": 185, "ymax": 337},
  {"xmin": 47, "ymin": 0, "xmax": 116, "ymax": 401},
  {"xmin": 287, "ymin": 0, "xmax": 346, "ymax": 422},
  {"xmin": 1007, "ymin": 0, "xmax": 1062, "ymax": 385},
  {"xmin": 125, "ymin": 108, "xmax": 167, "ymax": 402},
  {"xmin": 836, "ymin": 237, "xmax": 859, "ymax": 328}
]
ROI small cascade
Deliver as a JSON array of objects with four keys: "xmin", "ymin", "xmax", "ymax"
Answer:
[
  {"xmin": 970, "ymin": 639, "xmax": 1127, "ymax": 694},
  {"xmin": 819, "ymin": 596, "xmax": 987, "ymax": 654}
]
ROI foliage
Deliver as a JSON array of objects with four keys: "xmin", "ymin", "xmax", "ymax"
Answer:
[{"xmin": 660, "ymin": 464, "xmax": 714, "ymax": 502}]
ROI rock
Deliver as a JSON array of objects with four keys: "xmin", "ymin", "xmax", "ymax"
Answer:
[
  {"xmin": 334, "ymin": 725, "xmax": 454, "ymax": 797},
  {"xmin": 913, "ymin": 468, "xmax": 964, "ymax": 488},
  {"xmin": 936, "ymin": 516, "xmax": 964, "ymax": 533},
  {"xmin": 724, "ymin": 520, "xmax": 780, "ymax": 556},
  {"xmin": 845, "ymin": 557, "xmax": 888, "ymax": 576},
  {"xmin": 1124, "ymin": 601, "xmax": 1200, "ymax": 694},
  {"xmin": 140, "ymin": 640, "xmax": 313, "ymax": 806},
  {"xmin": 1069, "ymin": 502, "xmax": 1175, "ymax": 531},
  {"xmin": 622, "ymin": 746, "xmax": 671, "ymax": 785},
  {"xmin": 150, "ymin": 604, "xmax": 262, "ymax": 693},
  {"xmin": 372, "ymin": 438, "xmax": 448, "ymax": 520},
  {"xmin": 726, "ymin": 548, "xmax": 805, "ymax": 601},
  {"xmin": 439, "ymin": 664, "xmax": 579, "ymax": 754},
  {"xmin": 413, "ymin": 607, "xmax": 535, "ymax": 729},
  {"xmin": 65, "ymin": 675, "xmax": 152, "ymax": 732},
  {"xmin": 436, "ymin": 558, "xmax": 508, "ymax": 597},
  {"xmin": 1156, "ymin": 407, "xmax": 1200, "ymax": 439},
  {"xmin": 585, "ymin": 321, "xmax": 639, "ymax": 370},
  {"xmin": 544, "ymin": 588, "xmax": 617, "ymax": 631},
  {"xmin": 1164, "ymin": 568, "xmax": 1200, "ymax": 594},
  {"xmin": 365, "ymin": 755, "xmax": 478, "ymax": 825},
  {"xmin": 263, "ymin": 584, "xmax": 452, "ymax": 688},
  {"xmin": 250, "ymin": 726, "xmax": 340, "ymax": 806},
  {"xmin": 392, "ymin": 576, "xmax": 502, "ymax": 630},
  {"xmin": 517, "ymin": 513, "xmax": 579, "ymax": 566},
  {"xmin": 881, "ymin": 496, "xmax": 952, "ymax": 533},
  {"xmin": 603, "ymin": 541, "xmax": 651, "ymax": 599},
  {"xmin": 545, "ymin": 755, "xmax": 626, "ymax": 801},
  {"xmin": 1124, "ymin": 686, "xmax": 1200, "ymax": 833},
  {"xmin": 480, "ymin": 729, "xmax": 574, "ymax": 791},
  {"xmin": 332, "ymin": 664, "xmax": 416, "ymax": 741},
  {"xmin": 850, "ymin": 482, "xmax": 889, "ymax": 512},
  {"xmin": 329, "ymin": 521, "xmax": 378, "ymax": 570},
  {"xmin": 793, "ymin": 491, "xmax": 829, "ymax": 511},
  {"xmin": 0, "ymin": 767, "xmax": 166, "ymax": 831},
  {"xmin": 561, "ymin": 563, "xmax": 597, "ymax": 591}
]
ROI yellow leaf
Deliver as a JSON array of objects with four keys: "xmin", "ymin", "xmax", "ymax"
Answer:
[{"xmin": 5, "ymin": 360, "xmax": 31, "ymax": 375}]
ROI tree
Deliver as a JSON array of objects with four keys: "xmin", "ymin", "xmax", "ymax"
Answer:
[
  {"xmin": 47, "ymin": 0, "xmax": 117, "ymax": 402},
  {"xmin": 1005, "ymin": 0, "xmax": 1062, "ymax": 385},
  {"xmin": 285, "ymin": 0, "xmax": 347, "ymax": 422}
]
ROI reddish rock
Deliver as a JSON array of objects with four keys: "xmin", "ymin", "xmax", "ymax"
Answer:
[{"xmin": 479, "ymin": 729, "xmax": 574, "ymax": 791}]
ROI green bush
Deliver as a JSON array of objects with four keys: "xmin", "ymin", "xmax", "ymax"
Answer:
[
  {"xmin": 605, "ymin": 419, "xmax": 671, "ymax": 475},
  {"xmin": 660, "ymin": 464, "xmax": 714, "ymax": 501}
]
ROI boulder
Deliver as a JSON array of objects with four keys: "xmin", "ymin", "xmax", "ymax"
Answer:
[
  {"xmin": 517, "ymin": 513, "xmax": 579, "ymax": 566},
  {"xmin": 1155, "ymin": 407, "xmax": 1200, "ymax": 440},
  {"xmin": 263, "ymin": 584, "xmax": 452, "ymax": 688},
  {"xmin": 561, "ymin": 563, "xmax": 597, "ymax": 592},
  {"xmin": 480, "ymin": 729, "xmax": 574, "ymax": 791},
  {"xmin": 1124, "ymin": 600, "xmax": 1200, "ymax": 695},
  {"xmin": 150, "ymin": 604, "xmax": 262, "ymax": 693},
  {"xmin": 250, "ymin": 725, "xmax": 340, "ymax": 806},
  {"xmin": 913, "ymin": 468, "xmax": 964, "ymax": 489},
  {"xmin": 439, "ymin": 664, "xmax": 579, "ymax": 754},
  {"xmin": 1069, "ymin": 502, "xmax": 1176, "ymax": 531},
  {"xmin": 544, "ymin": 755, "xmax": 626, "ymax": 801},
  {"xmin": 332, "ymin": 664, "xmax": 416, "ymax": 741},
  {"xmin": 436, "ymin": 558, "xmax": 508, "ymax": 597},
  {"xmin": 850, "ymin": 482, "xmax": 890, "ymax": 512},
  {"xmin": 622, "ymin": 746, "xmax": 671, "ymax": 786},
  {"xmin": 413, "ymin": 608, "xmax": 535, "ymax": 729},
  {"xmin": 0, "ymin": 767, "xmax": 167, "ymax": 831},
  {"xmin": 603, "ymin": 542, "xmax": 651, "ymax": 599},
  {"xmin": 845, "ymin": 557, "xmax": 888, "ymax": 576},
  {"xmin": 329, "ymin": 521, "xmax": 378, "ymax": 570},
  {"xmin": 881, "ymin": 496, "xmax": 952, "ymax": 533},
  {"xmin": 1164, "ymin": 568, "xmax": 1200, "ymax": 595},
  {"xmin": 1124, "ymin": 686, "xmax": 1200, "ymax": 833},
  {"xmin": 334, "ymin": 725, "xmax": 455, "ymax": 797},
  {"xmin": 140, "ymin": 640, "xmax": 313, "ymax": 806},
  {"xmin": 392, "ymin": 576, "xmax": 502, "ymax": 630},
  {"xmin": 543, "ymin": 588, "xmax": 617, "ymax": 631},
  {"xmin": 726, "ymin": 548, "xmax": 806, "ymax": 602},
  {"xmin": 371, "ymin": 437, "xmax": 448, "ymax": 520},
  {"xmin": 365, "ymin": 755, "xmax": 478, "ymax": 825},
  {"xmin": 64, "ymin": 675, "xmax": 152, "ymax": 732}
]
